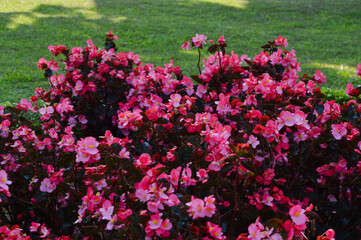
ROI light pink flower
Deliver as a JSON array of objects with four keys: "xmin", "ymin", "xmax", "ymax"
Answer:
[
  {"xmin": 170, "ymin": 93, "xmax": 182, "ymax": 108},
  {"xmin": 100, "ymin": 200, "xmax": 114, "ymax": 221},
  {"xmin": 29, "ymin": 222, "xmax": 40, "ymax": 232},
  {"xmin": 105, "ymin": 214, "xmax": 117, "ymax": 230},
  {"xmin": 0, "ymin": 170, "xmax": 12, "ymax": 191},
  {"xmin": 136, "ymin": 188, "xmax": 150, "ymax": 202},
  {"xmin": 248, "ymin": 135, "xmax": 260, "ymax": 148},
  {"xmin": 147, "ymin": 201, "xmax": 160, "ymax": 213},
  {"xmin": 95, "ymin": 178, "xmax": 107, "ymax": 191},
  {"xmin": 207, "ymin": 222, "xmax": 225, "ymax": 240},
  {"xmin": 289, "ymin": 205, "xmax": 308, "ymax": 225},
  {"xmin": 74, "ymin": 80, "xmax": 84, "ymax": 92},
  {"xmin": 40, "ymin": 178, "xmax": 56, "ymax": 193},
  {"xmin": 314, "ymin": 70, "xmax": 326, "ymax": 84},
  {"xmin": 39, "ymin": 106, "xmax": 54, "ymax": 115},
  {"xmin": 119, "ymin": 148, "xmax": 130, "ymax": 159},
  {"xmin": 80, "ymin": 137, "xmax": 99, "ymax": 155},
  {"xmin": 39, "ymin": 223, "xmax": 50, "ymax": 238},
  {"xmin": 270, "ymin": 233, "xmax": 283, "ymax": 240},
  {"xmin": 20, "ymin": 98, "xmax": 32, "ymax": 109},
  {"xmin": 148, "ymin": 214, "xmax": 162, "ymax": 230},
  {"xmin": 280, "ymin": 111, "xmax": 295, "ymax": 127},
  {"xmin": 186, "ymin": 197, "xmax": 205, "ymax": 219},
  {"xmin": 192, "ymin": 34, "xmax": 207, "ymax": 48},
  {"xmin": 160, "ymin": 218, "xmax": 172, "ymax": 231},
  {"xmin": 331, "ymin": 124, "xmax": 347, "ymax": 140}
]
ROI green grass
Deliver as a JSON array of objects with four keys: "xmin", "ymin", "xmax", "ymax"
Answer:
[{"xmin": 0, "ymin": 0, "xmax": 360, "ymax": 102}]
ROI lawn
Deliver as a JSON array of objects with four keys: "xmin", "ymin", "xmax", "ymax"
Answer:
[{"xmin": 0, "ymin": 0, "xmax": 360, "ymax": 102}]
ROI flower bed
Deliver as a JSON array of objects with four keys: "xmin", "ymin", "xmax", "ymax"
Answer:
[{"xmin": 0, "ymin": 31, "xmax": 360, "ymax": 239}]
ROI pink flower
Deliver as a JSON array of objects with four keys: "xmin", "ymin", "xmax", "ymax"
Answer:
[
  {"xmin": 248, "ymin": 135, "xmax": 260, "ymax": 148},
  {"xmin": 105, "ymin": 214, "xmax": 118, "ymax": 230},
  {"xmin": 357, "ymin": 63, "xmax": 361, "ymax": 76},
  {"xmin": 196, "ymin": 169, "xmax": 209, "ymax": 183},
  {"xmin": 58, "ymin": 74, "xmax": 66, "ymax": 85},
  {"xmin": 135, "ymin": 153, "xmax": 153, "ymax": 168},
  {"xmin": 106, "ymin": 30, "xmax": 118, "ymax": 41},
  {"xmin": 186, "ymin": 197, "xmax": 205, "ymax": 219},
  {"xmin": 74, "ymin": 80, "xmax": 84, "ymax": 93},
  {"xmin": 181, "ymin": 41, "xmax": 190, "ymax": 50},
  {"xmin": 204, "ymin": 195, "xmax": 216, "ymax": 218},
  {"xmin": 248, "ymin": 226, "xmax": 262, "ymax": 240},
  {"xmin": 216, "ymin": 93, "xmax": 231, "ymax": 115},
  {"xmin": 118, "ymin": 109, "xmax": 143, "ymax": 131},
  {"xmin": 136, "ymin": 189, "xmax": 150, "ymax": 202},
  {"xmin": 147, "ymin": 201, "xmax": 160, "ymax": 213},
  {"xmin": 40, "ymin": 178, "xmax": 56, "ymax": 193},
  {"xmin": 95, "ymin": 178, "xmax": 107, "ymax": 191},
  {"xmin": 39, "ymin": 223, "xmax": 50, "ymax": 238},
  {"xmin": 20, "ymin": 98, "xmax": 32, "ymax": 109},
  {"xmin": 47, "ymin": 59, "xmax": 59, "ymax": 71},
  {"xmin": 325, "ymin": 229, "xmax": 335, "ymax": 240},
  {"xmin": 275, "ymin": 36, "xmax": 288, "ymax": 47},
  {"xmin": 196, "ymin": 84, "xmax": 207, "ymax": 98},
  {"xmin": 160, "ymin": 218, "xmax": 172, "ymax": 231},
  {"xmin": 78, "ymin": 115, "xmax": 88, "ymax": 124},
  {"xmin": 39, "ymin": 106, "xmax": 54, "ymax": 115},
  {"xmin": 280, "ymin": 111, "xmax": 295, "ymax": 127},
  {"xmin": 314, "ymin": 70, "xmax": 326, "ymax": 84},
  {"xmin": 37, "ymin": 58, "xmax": 47, "ymax": 70},
  {"xmin": 102, "ymin": 49, "xmax": 115, "ymax": 62},
  {"xmin": 217, "ymin": 35, "xmax": 226, "ymax": 45},
  {"xmin": 119, "ymin": 148, "xmax": 130, "ymax": 159},
  {"xmin": 207, "ymin": 222, "xmax": 225, "ymax": 240},
  {"xmin": 270, "ymin": 233, "xmax": 283, "ymax": 240},
  {"xmin": 148, "ymin": 214, "xmax": 162, "ymax": 230},
  {"xmin": 80, "ymin": 137, "xmax": 99, "ymax": 155},
  {"xmin": 192, "ymin": 34, "xmax": 207, "ymax": 48},
  {"xmin": 29, "ymin": 222, "xmax": 40, "ymax": 232},
  {"xmin": 100, "ymin": 200, "xmax": 114, "ymax": 221},
  {"xmin": 289, "ymin": 205, "xmax": 308, "ymax": 225},
  {"xmin": 170, "ymin": 93, "xmax": 182, "ymax": 108},
  {"xmin": 0, "ymin": 170, "xmax": 12, "ymax": 191},
  {"xmin": 331, "ymin": 124, "xmax": 347, "ymax": 140},
  {"xmin": 48, "ymin": 44, "xmax": 66, "ymax": 56}
]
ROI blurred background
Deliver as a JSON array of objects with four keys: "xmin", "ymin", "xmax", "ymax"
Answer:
[{"xmin": 0, "ymin": 0, "xmax": 360, "ymax": 102}]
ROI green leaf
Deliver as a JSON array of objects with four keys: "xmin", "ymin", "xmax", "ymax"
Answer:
[
  {"xmin": 207, "ymin": 44, "xmax": 218, "ymax": 53},
  {"xmin": 177, "ymin": 145, "xmax": 192, "ymax": 166},
  {"xmin": 155, "ymin": 118, "xmax": 169, "ymax": 124},
  {"xmin": 315, "ymin": 104, "xmax": 324, "ymax": 115},
  {"xmin": 264, "ymin": 218, "xmax": 283, "ymax": 229},
  {"xmin": 190, "ymin": 75, "xmax": 203, "ymax": 84},
  {"xmin": 220, "ymin": 163, "xmax": 234, "ymax": 174},
  {"xmin": 110, "ymin": 143, "xmax": 123, "ymax": 155}
]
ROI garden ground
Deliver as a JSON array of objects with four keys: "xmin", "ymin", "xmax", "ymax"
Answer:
[{"xmin": 0, "ymin": 0, "xmax": 360, "ymax": 102}]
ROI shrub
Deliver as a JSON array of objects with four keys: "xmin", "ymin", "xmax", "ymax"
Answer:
[{"xmin": 0, "ymin": 31, "xmax": 360, "ymax": 239}]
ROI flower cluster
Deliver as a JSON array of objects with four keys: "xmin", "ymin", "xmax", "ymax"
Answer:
[{"xmin": 1, "ymin": 31, "xmax": 360, "ymax": 239}]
